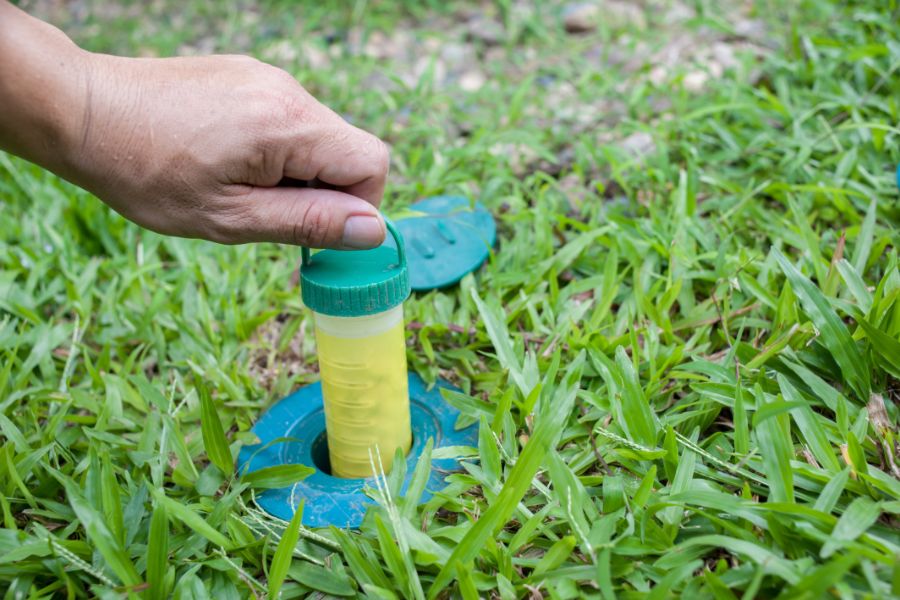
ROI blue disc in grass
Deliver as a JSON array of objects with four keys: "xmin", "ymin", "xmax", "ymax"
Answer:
[
  {"xmin": 383, "ymin": 196, "xmax": 497, "ymax": 291},
  {"xmin": 237, "ymin": 373, "xmax": 478, "ymax": 529}
]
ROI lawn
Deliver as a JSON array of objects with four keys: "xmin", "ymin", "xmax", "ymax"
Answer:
[{"xmin": 2, "ymin": 0, "xmax": 900, "ymax": 597}]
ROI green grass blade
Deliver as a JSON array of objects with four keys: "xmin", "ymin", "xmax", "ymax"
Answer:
[
  {"xmin": 268, "ymin": 502, "xmax": 304, "ymax": 599},
  {"xmin": 198, "ymin": 380, "xmax": 233, "ymax": 474},
  {"xmin": 733, "ymin": 379, "xmax": 749, "ymax": 456},
  {"xmin": 401, "ymin": 437, "xmax": 433, "ymax": 518},
  {"xmin": 427, "ymin": 353, "xmax": 584, "ymax": 598},
  {"xmin": 60, "ymin": 477, "xmax": 141, "ymax": 586},
  {"xmin": 661, "ymin": 428, "xmax": 698, "ymax": 526},
  {"xmin": 532, "ymin": 536, "xmax": 576, "ymax": 577},
  {"xmin": 755, "ymin": 393, "xmax": 795, "ymax": 503},
  {"xmin": 100, "ymin": 451, "xmax": 125, "ymax": 547},
  {"xmin": 240, "ymin": 464, "xmax": 314, "ymax": 489},
  {"xmin": 145, "ymin": 499, "xmax": 169, "ymax": 600},
  {"xmin": 779, "ymin": 375, "xmax": 842, "ymax": 472},
  {"xmin": 836, "ymin": 259, "xmax": 873, "ymax": 313},
  {"xmin": 813, "ymin": 467, "xmax": 851, "ymax": 514},
  {"xmin": 858, "ymin": 318, "xmax": 900, "ymax": 378},
  {"xmin": 821, "ymin": 497, "xmax": 881, "ymax": 558},
  {"xmin": 471, "ymin": 289, "xmax": 527, "ymax": 396},
  {"xmin": 773, "ymin": 248, "xmax": 870, "ymax": 400},
  {"xmin": 149, "ymin": 488, "xmax": 232, "ymax": 550},
  {"xmin": 851, "ymin": 198, "xmax": 877, "ymax": 274}
]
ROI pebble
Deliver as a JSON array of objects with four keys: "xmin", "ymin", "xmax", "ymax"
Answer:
[
  {"xmin": 564, "ymin": 1, "xmax": 645, "ymax": 33},
  {"xmin": 466, "ymin": 16, "xmax": 504, "ymax": 45},
  {"xmin": 619, "ymin": 132, "xmax": 656, "ymax": 159},
  {"xmin": 733, "ymin": 19, "xmax": 768, "ymax": 43},
  {"xmin": 563, "ymin": 3, "xmax": 600, "ymax": 33},
  {"xmin": 459, "ymin": 70, "xmax": 487, "ymax": 92},
  {"xmin": 606, "ymin": 1, "xmax": 646, "ymax": 29},
  {"xmin": 683, "ymin": 70, "xmax": 708, "ymax": 92}
]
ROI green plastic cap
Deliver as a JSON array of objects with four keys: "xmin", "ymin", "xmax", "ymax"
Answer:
[{"xmin": 300, "ymin": 219, "xmax": 410, "ymax": 317}]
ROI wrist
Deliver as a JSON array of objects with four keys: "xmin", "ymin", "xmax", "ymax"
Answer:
[{"xmin": 0, "ymin": 3, "xmax": 94, "ymax": 178}]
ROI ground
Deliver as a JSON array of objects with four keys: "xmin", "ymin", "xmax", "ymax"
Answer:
[{"xmin": 2, "ymin": 0, "xmax": 900, "ymax": 598}]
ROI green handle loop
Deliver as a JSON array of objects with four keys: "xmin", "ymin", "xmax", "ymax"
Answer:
[{"xmin": 301, "ymin": 216, "xmax": 405, "ymax": 268}]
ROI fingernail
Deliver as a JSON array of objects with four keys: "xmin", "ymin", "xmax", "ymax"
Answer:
[{"xmin": 342, "ymin": 215, "xmax": 384, "ymax": 249}]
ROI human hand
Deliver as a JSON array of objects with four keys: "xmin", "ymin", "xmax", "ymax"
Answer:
[
  {"xmin": 71, "ymin": 54, "xmax": 390, "ymax": 248},
  {"xmin": 0, "ymin": 2, "xmax": 389, "ymax": 249}
]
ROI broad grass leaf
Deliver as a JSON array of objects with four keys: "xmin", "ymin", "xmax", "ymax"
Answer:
[
  {"xmin": 674, "ymin": 535, "xmax": 800, "ymax": 584},
  {"xmin": 149, "ymin": 488, "xmax": 232, "ymax": 550},
  {"xmin": 146, "ymin": 500, "xmax": 169, "ymax": 600},
  {"xmin": 858, "ymin": 318, "xmax": 900, "ymax": 378},
  {"xmin": 331, "ymin": 528, "xmax": 392, "ymax": 590},
  {"xmin": 590, "ymin": 348, "xmax": 657, "ymax": 447},
  {"xmin": 779, "ymin": 552, "xmax": 860, "ymax": 599},
  {"xmin": 821, "ymin": 497, "xmax": 881, "ymax": 558},
  {"xmin": 402, "ymin": 437, "xmax": 433, "ymax": 518},
  {"xmin": 533, "ymin": 536, "xmax": 576, "ymax": 577},
  {"xmin": 836, "ymin": 259, "xmax": 873, "ymax": 313},
  {"xmin": 779, "ymin": 374, "xmax": 841, "ymax": 472},
  {"xmin": 288, "ymin": 560, "xmax": 355, "ymax": 596},
  {"xmin": 426, "ymin": 353, "xmax": 584, "ymax": 598},
  {"xmin": 198, "ymin": 381, "xmax": 233, "ymax": 474},
  {"xmin": 755, "ymin": 393, "xmax": 795, "ymax": 503},
  {"xmin": 851, "ymin": 198, "xmax": 877, "ymax": 274},
  {"xmin": 733, "ymin": 380, "xmax": 749, "ymax": 456},
  {"xmin": 471, "ymin": 289, "xmax": 528, "ymax": 396},
  {"xmin": 660, "ymin": 428, "xmax": 698, "ymax": 526},
  {"xmin": 374, "ymin": 515, "xmax": 409, "ymax": 596},
  {"xmin": 100, "ymin": 451, "xmax": 125, "ymax": 546},
  {"xmin": 813, "ymin": 467, "xmax": 851, "ymax": 514},
  {"xmin": 268, "ymin": 502, "xmax": 304, "ymax": 599},
  {"xmin": 773, "ymin": 248, "xmax": 869, "ymax": 400},
  {"xmin": 60, "ymin": 477, "xmax": 140, "ymax": 586},
  {"xmin": 240, "ymin": 464, "xmax": 313, "ymax": 489}
]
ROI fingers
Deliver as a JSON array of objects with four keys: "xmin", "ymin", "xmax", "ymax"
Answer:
[
  {"xmin": 281, "ymin": 121, "xmax": 390, "ymax": 208},
  {"xmin": 214, "ymin": 186, "xmax": 386, "ymax": 248}
]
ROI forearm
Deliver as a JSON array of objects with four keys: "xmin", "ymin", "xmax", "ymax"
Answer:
[
  {"xmin": 0, "ymin": 1, "xmax": 89, "ymax": 178},
  {"xmin": 0, "ymin": 1, "xmax": 389, "ymax": 248}
]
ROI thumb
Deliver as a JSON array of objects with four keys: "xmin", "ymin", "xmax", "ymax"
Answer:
[{"xmin": 220, "ymin": 186, "xmax": 386, "ymax": 248}]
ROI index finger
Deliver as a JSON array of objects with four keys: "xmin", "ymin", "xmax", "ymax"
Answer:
[{"xmin": 283, "ymin": 121, "xmax": 390, "ymax": 208}]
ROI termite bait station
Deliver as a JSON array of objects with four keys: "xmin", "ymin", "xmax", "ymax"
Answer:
[{"xmin": 237, "ymin": 196, "xmax": 496, "ymax": 528}]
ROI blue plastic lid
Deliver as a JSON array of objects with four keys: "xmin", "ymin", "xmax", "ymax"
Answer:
[
  {"xmin": 384, "ymin": 196, "xmax": 496, "ymax": 291},
  {"xmin": 236, "ymin": 373, "xmax": 479, "ymax": 528}
]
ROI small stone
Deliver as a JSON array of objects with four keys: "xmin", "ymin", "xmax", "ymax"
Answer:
[
  {"xmin": 648, "ymin": 65, "xmax": 667, "ymax": 86},
  {"xmin": 619, "ymin": 132, "xmax": 656, "ymax": 159},
  {"xmin": 664, "ymin": 1, "xmax": 695, "ymax": 22},
  {"xmin": 733, "ymin": 19, "xmax": 767, "ymax": 42},
  {"xmin": 459, "ymin": 70, "xmax": 487, "ymax": 92},
  {"xmin": 711, "ymin": 42, "xmax": 739, "ymax": 70},
  {"xmin": 263, "ymin": 39, "xmax": 299, "ymax": 65},
  {"xmin": 563, "ymin": 2, "xmax": 600, "ymax": 33},
  {"xmin": 606, "ymin": 1, "xmax": 646, "ymax": 29},
  {"xmin": 440, "ymin": 42, "xmax": 476, "ymax": 66},
  {"xmin": 683, "ymin": 70, "xmax": 708, "ymax": 92},
  {"xmin": 466, "ymin": 16, "xmax": 504, "ymax": 45}
]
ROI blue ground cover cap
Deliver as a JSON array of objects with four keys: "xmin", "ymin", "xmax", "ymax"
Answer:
[
  {"xmin": 384, "ymin": 195, "xmax": 497, "ymax": 291},
  {"xmin": 236, "ymin": 373, "xmax": 478, "ymax": 529}
]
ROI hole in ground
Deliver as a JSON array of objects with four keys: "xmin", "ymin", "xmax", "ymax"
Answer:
[
  {"xmin": 310, "ymin": 430, "xmax": 332, "ymax": 475},
  {"xmin": 310, "ymin": 430, "xmax": 415, "ymax": 478}
]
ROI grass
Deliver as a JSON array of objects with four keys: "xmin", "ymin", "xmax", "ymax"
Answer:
[{"xmin": 2, "ymin": 0, "xmax": 900, "ymax": 597}]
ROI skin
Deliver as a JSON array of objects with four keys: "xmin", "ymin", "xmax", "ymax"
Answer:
[{"xmin": 0, "ymin": 1, "xmax": 389, "ymax": 249}]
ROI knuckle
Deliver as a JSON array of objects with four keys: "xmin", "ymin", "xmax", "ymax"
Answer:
[
  {"xmin": 372, "ymin": 139, "xmax": 391, "ymax": 176},
  {"xmin": 291, "ymin": 200, "xmax": 333, "ymax": 247}
]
